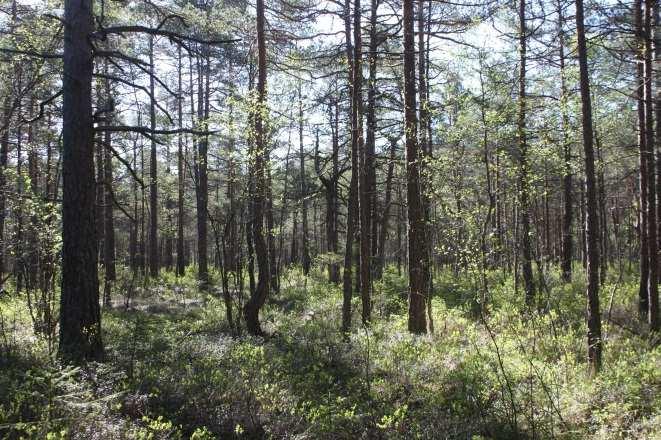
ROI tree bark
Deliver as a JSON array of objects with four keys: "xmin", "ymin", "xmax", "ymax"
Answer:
[
  {"xmin": 576, "ymin": 0, "xmax": 603, "ymax": 375},
  {"xmin": 195, "ymin": 52, "xmax": 209, "ymax": 286},
  {"xmin": 376, "ymin": 137, "xmax": 397, "ymax": 279},
  {"xmin": 342, "ymin": 0, "xmax": 359, "ymax": 333},
  {"xmin": 298, "ymin": 85, "xmax": 311, "ymax": 275},
  {"xmin": 103, "ymin": 66, "xmax": 115, "ymax": 307},
  {"xmin": 355, "ymin": 0, "xmax": 371, "ymax": 325},
  {"xmin": 176, "ymin": 46, "xmax": 186, "ymax": 277},
  {"xmin": 404, "ymin": 0, "xmax": 427, "ymax": 334},
  {"xmin": 635, "ymin": 0, "xmax": 650, "ymax": 318},
  {"xmin": 148, "ymin": 35, "xmax": 159, "ymax": 278},
  {"xmin": 59, "ymin": 0, "xmax": 103, "ymax": 362},
  {"xmin": 652, "ymin": 0, "xmax": 661, "ymax": 331},
  {"xmin": 518, "ymin": 0, "xmax": 535, "ymax": 305},
  {"xmin": 644, "ymin": 0, "xmax": 659, "ymax": 331},
  {"xmin": 558, "ymin": 1, "xmax": 573, "ymax": 282},
  {"xmin": 244, "ymin": 0, "xmax": 271, "ymax": 335}
]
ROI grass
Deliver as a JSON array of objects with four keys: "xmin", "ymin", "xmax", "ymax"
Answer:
[{"xmin": 0, "ymin": 264, "xmax": 659, "ymax": 439}]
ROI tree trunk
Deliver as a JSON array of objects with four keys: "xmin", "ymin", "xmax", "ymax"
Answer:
[
  {"xmin": 635, "ymin": 0, "xmax": 650, "ymax": 318},
  {"xmin": 176, "ymin": 46, "xmax": 186, "ymax": 277},
  {"xmin": 576, "ymin": 0, "xmax": 603, "ymax": 375},
  {"xmin": 355, "ymin": 0, "xmax": 371, "ymax": 325},
  {"xmin": 558, "ymin": 0, "xmax": 573, "ymax": 282},
  {"xmin": 147, "ymin": 36, "xmax": 159, "ymax": 278},
  {"xmin": 244, "ymin": 0, "xmax": 271, "ymax": 335},
  {"xmin": 0, "ymin": 106, "xmax": 9, "ymax": 280},
  {"xmin": 404, "ymin": 0, "xmax": 427, "ymax": 333},
  {"xmin": 342, "ymin": 0, "xmax": 359, "ymax": 333},
  {"xmin": 518, "ymin": 0, "xmax": 535, "ymax": 305},
  {"xmin": 59, "ymin": 0, "xmax": 103, "ymax": 362},
  {"xmin": 103, "ymin": 67, "xmax": 115, "ymax": 307},
  {"xmin": 644, "ymin": 0, "xmax": 659, "ymax": 331},
  {"xmin": 299, "ymin": 86, "xmax": 311, "ymax": 275},
  {"xmin": 195, "ymin": 52, "xmax": 209, "ymax": 286},
  {"xmin": 653, "ymin": 0, "xmax": 661, "ymax": 331},
  {"xmin": 376, "ymin": 137, "xmax": 397, "ymax": 279}
]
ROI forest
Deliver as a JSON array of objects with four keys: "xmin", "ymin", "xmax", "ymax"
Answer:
[{"xmin": 0, "ymin": 0, "xmax": 659, "ymax": 438}]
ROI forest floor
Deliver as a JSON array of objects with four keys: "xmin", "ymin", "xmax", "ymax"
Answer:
[{"xmin": 0, "ymin": 265, "xmax": 660, "ymax": 439}]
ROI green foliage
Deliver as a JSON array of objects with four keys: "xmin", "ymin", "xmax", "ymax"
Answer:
[{"xmin": 2, "ymin": 266, "xmax": 660, "ymax": 439}]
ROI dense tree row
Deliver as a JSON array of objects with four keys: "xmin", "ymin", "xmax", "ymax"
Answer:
[{"xmin": 0, "ymin": 0, "xmax": 658, "ymax": 374}]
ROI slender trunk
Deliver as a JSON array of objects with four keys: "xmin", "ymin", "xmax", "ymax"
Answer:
[
  {"xmin": 576, "ymin": 0, "xmax": 603, "ymax": 374},
  {"xmin": 342, "ymin": 0, "xmax": 358, "ymax": 333},
  {"xmin": 342, "ymin": 0, "xmax": 359, "ymax": 333},
  {"xmin": 299, "ymin": 86, "xmax": 311, "ymax": 274},
  {"xmin": 244, "ymin": 0, "xmax": 271, "ymax": 335},
  {"xmin": 418, "ymin": 0, "xmax": 433, "ymax": 332},
  {"xmin": 195, "ymin": 52, "xmax": 209, "ymax": 286},
  {"xmin": 148, "ymin": 36, "xmax": 159, "ymax": 278},
  {"xmin": 635, "ymin": 0, "xmax": 650, "ymax": 317},
  {"xmin": 644, "ymin": 0, "xmax": 659, "ymax": 330},
  {"xmin": 364, "ymin": 0, "xmax": 379, "ymax": 278},
  {"xmin": 0, "ymin": 106, "xmax": 8, "ymax": 279},
  {"xmin": 355, "ymin": 0, "xmax": 371, "ymax": 325},
  {"xmin": 518, "ymin": 0, "xmax": 535, "ymax": 305},
  {"xmin": 376, "ymin": 137, "xmax": 397, "ymax": 279},
  {"xmin": 103, "ymin": 66, "xmax": 115, "ymax": 306},
  {"xmin": 176, "ymin": 46, "xmax": 186, "ymax": 276},
  {"xmin": 558, "ymin": 2, "xmax": 572, "ymax": 282},
  {"xmin": 652, "ymin": 0, "xmax": 661, "ymax": 331}
]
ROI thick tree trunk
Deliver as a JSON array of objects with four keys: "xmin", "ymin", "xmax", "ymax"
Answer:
[
  {"xmin": 59, "ymin": 0, "xmax": 103, "ymax": 362},
  {"xmin": 576, "ymin": 0, "xmax": 603, "ymax": 375},
  {"xmin": 404, "ymin": 0, "xmax": 427, "ymax": 333}
]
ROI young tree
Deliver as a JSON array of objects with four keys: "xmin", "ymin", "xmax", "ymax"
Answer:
[
  {"xmin": 518, "ymin": 0, "xmax": 535, "ymax": 305},
  {"xmin": 342, "ymin": 0, "xmax": 359, "ymax": 333},
  {"xmin": 557, "ymin": 0, "xmax": 573, "ymax": 282},
  {"xmin": 148, "ymin": 35, "xmax": 159, "ymax": 278},
  {"xmin": 244, "ymin": 0, "xmax": 271, "ymax": 335},
  {"xmin": 575, "ymin": 0, "xmax": 603, "ymax": 374}
]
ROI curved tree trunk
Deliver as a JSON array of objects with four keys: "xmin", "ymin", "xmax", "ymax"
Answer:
[{"xmin": 244, "ymin": 0, "xmax": 271, "ymax": 335}]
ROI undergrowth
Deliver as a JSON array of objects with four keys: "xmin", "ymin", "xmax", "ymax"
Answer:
[{"xmin": 0, "ymin": 265, "xmax": 659, "ymax": 439}]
